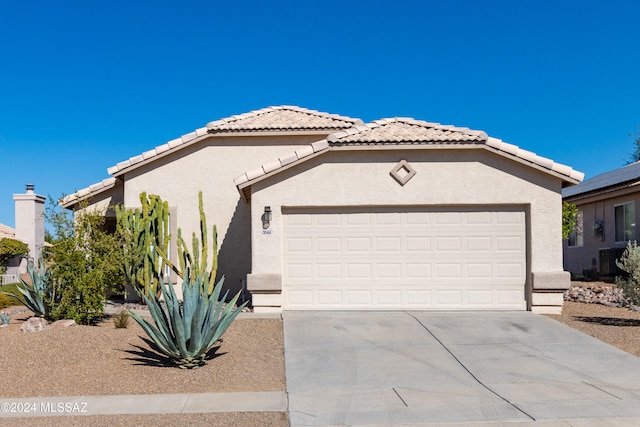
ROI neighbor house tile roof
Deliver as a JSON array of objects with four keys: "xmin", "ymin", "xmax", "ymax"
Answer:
[
  {"xmin": 234, "ymin": 118, "xmax": 584, "ymax": 193},
  {"xmin": 107, "ymin": 106, "xmax": 362, "ymax": 176},
  {"xmin": 562, "ymin": 161, "xmax": 640, "ymax": 200},
  {"xmin": 0, "ymin": 223, "xmax": 16, "ymax": 239}
]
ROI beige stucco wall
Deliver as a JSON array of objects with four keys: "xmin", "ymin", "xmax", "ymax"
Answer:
[
  {"xmin": 563, "ymin": 189, "xmax": 640, "ymax": 276},
  {"xmin": 14, "ymin": 189, "xmax": 46, "ymax": 271},
  {"xmin": 248, "ymin": 148, "xmax": 567, "ymax": 311},
  {"xmin": 72, "ymin": 181, "xmax": 124, "ymax": 219},
  {"xmin": 119, "ymin": 134, "xmax": 329, "ymax": 296}
]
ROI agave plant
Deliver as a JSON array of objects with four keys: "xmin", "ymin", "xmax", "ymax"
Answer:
[
  {"xmin": 0, "ymin": 313, "xmax": 9, "ymax": 326},
  {"xmin": 129, "ymin": 270, "xmax": 248, "ymax": 369},
  {"xmin": 1, "ymin": 263, "xmax": 55, "ymax": 319}
]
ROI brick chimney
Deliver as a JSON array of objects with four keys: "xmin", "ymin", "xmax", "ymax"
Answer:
[{"xmin": 13, "ymin": 184, "xmax": 46, "ymax": 272}]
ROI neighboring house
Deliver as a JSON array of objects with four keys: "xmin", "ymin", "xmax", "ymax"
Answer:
[
  {"xmin": 0, "ymin": 223, "xmax": 16, "ymax": 240},
  {"xmin": 563, "ymin": 162, "xmax": 640, "ymax": 278},
  {"xmin": 0, "ymin": 185, "xmax": 45, "ymax": 279},
  {"xmin": 0, "ymin": 223, "xmax": 22, "ymax": 278},
  {"xmin": 62, "ymin": 106, "xmax": 583, "ymax": 314}
]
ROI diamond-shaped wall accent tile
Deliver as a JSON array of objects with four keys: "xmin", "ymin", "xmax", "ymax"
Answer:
[{"xmin": 390, "ymin": 160, "xmax": 416, "ymax": 186}]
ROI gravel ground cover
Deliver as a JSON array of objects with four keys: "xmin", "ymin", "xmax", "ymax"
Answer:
[
  {"xmin": 0, "ymin": 412, "xmax": 289, "ymax": 427},
  {"xmin": 0, "ymin": 306, "xmax": 287, "ymax": 426},
  {"xmin": 2, "ymin": 285, "xmax": 640, "ymax": 427},
  {"xmin": 0, "ymin": 308, "xmax": 285, "ymax": 398},
  {"xmin": 545, "ymin": 281, "xmax": 640, "ymax": 358}
]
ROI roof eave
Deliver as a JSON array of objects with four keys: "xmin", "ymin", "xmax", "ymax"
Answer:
[
  {"xmin": 564, "ymin": 180, "xmax": 640, "ymax": 204},
  {"xmin": 330, "ymin": 143, "xmax": 582, "ymax": 185},
  {"xmin": 207, "ymin": 129, "xmax": 354, "ymax": 138},
  {"xmin": 481, "ymin": 145, "xmax": 582, "ymax": 186},
  {"xmin": 110, "ymin": 132, "xmax": 211, "ymax": 178},
  {"xmin": 60, "ymin": 177, "xmax": 119, "ymax": 209}
]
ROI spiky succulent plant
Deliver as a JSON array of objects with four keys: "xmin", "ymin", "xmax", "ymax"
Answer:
[
  {"xmin": 0, "ymin": 313, "xmax": 9, "ymax": 325},
  {"xmin": 129, "ymin": 270, "xmax": 247, "ymax": 369},
  {"xmin": 1, "ymin": 263, "xmax": 55, "ymax": 319}
]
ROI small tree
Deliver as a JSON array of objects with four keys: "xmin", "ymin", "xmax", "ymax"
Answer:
[
  {"xmin": 46, "ymin": 198, "xmax": 125, "ymax": 324},
  {"xmin": 626, "ymin": 128, "xmax": 640, "ymax": 165},
  {"xmin": 562, "ymin": 202, "xmax": 578, "ymax": 240},
  {"xmin": 615, "ymin": 241, "xmax": 640, "ymax": 305},
  {"xmin": 0, "ymin": 238, "xmax": 29, "ymax": 273}
]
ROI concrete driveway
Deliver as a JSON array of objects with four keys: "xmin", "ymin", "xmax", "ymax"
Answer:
[{"xmin": 283, "ymin": 311, "xmax": 640, "ymax": 426}]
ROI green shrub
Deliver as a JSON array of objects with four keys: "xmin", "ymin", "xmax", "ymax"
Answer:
[
  {"xmin": 0, "ymin": 238, "xmax": 29, "ymax": 266},
  {"xmin": 615, "ymin": 241, "xmax": 640, "ymax": 305},
  {"xmin": 46, "ymin": 198, "xmax": 125, "ymax": 325},
  {"xmin": 0, "ymin": 284, "xmax": 21, "ymax": 310},
  {"xmin": 113, "ymin": 309, "xmax": 130, "ymax": 329},
  {"xmin": 1, "ymin": 263, "xmax": 57, "ymax": 318}
]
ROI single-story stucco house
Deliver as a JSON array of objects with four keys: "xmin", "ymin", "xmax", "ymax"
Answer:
[
  {"xmin": 62, "ymin": 106, "xmax": 583, "ymax": 314},
  {"xmin": 563, "ymin": 161, "xmax": 640, "ymax": 278}
]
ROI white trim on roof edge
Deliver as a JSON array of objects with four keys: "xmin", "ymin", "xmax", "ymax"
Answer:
[
  {"xmin": 107, "ymin": 106, "xmax": 362, "ymax": 178},
  {"xmin": 60, "ymin": 177, "xmax": 118, "ymax": 208},
  {"xmin": 235, "ymin": 120, "xmax": 584, "ymax": 199},
  {"xmin": 63, "ymin": 110, "xmax": 584, "ymax": 208}
]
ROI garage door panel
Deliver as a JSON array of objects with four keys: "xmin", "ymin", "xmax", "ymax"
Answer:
[
  {"xmin": 497, "ymin": 236, "xmax": 525, "ymax": 251},
  {"xmin": 376, "ymin": 212, "xmax": 402, "ymax": 224},
  {"xmin": 317, "ymin": 237, "xmax": 341, "ymax": 252},
  {"xmin": 346, "ymin": 237, "xmax": 371, "ymax": 251},
  {"xmin": 283, "ymin": 207, "xmax": 526, "ymax": 310},
  {"xmin": 435, "ymin": 212, "xmax": 462, "ymax": 224},
  {"xmin": 466, "ymin": 211, "xmax": 492, "ymax": 224},
  {"xmin": 467, "ymin": 290, "xmax": 493, "ymax": 305},
  {"xmin": 406, "ymin": 212, "xmax": 431, "ymax": 224},
  {"xmin": 375, "ymin": 237, "xmax": 402, "ymax": 252},
  {"xmin": 467, "ymin": 263, "xmax": 493, "ymax": 278},
  {"xmin": 466, "ymin": 236, "xmax": 493, "ymax": 251}
]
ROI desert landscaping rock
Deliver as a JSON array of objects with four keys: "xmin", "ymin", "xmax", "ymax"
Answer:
[
  {"xmin": 50, "ymin": 319, "xmax": 76, "ymax": 329},
  {"xmin": 20, "ymin": 317, "xmax": 49, "ymax": 333},
  {"xmin": 19, "ymin": 317, "xmax": 76, "ymax": 333},
  {"xmin": 564, "ymin": 281, "xmax": 640, "ymax": 312}
]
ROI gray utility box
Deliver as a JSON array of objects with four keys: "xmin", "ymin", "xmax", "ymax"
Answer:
[{"xmin": 599, "ymin": 247, "xmax": 626, "ymax": 276}]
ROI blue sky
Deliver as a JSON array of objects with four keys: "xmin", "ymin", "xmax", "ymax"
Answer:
[{"xmin": 1, "ymin": 0, "xmax": 639, "ymax": 228}]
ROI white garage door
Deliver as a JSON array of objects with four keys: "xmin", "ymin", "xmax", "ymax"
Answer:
[{"xmin": 282, "ymin": 207, "xmax": 526, "ymax": 310}]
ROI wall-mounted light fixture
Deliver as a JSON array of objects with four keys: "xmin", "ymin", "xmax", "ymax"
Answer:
[{"xmin": 262, "ymin": 206, "xmax": 272, "ymax": 229}]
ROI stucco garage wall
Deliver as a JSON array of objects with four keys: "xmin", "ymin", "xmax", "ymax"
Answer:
[
  {"xmin": 119, "ymin": 134, "xmax": 326, "ymax": 295},
  {"xmin": 248, "ymin": 148, "xmax": 567, "ymax": 312}
]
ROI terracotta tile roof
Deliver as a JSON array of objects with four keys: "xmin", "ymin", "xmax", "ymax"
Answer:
[
  {"xmin": 235, "ymin": 118, "xmax": 584, "ymax": 196},
  {"xmin": 234, "ymin": 140, "xmax": 330, "ymax": 187},
  {"xmin": 60, "ymin": 177, "xmax": 117, "ymax": 208},
  {"xmin": 327, "ymin": 118, "xmax": 488, "ymax": 144},
  {"xmin": 207, "ymin": 106, "xmax": 363, "ymax": 133},
  {"xmin": 107, "ymin": 106, "xmax": 362, "ymax": 177},
  {"xmin": 0, "ymin": 223, "xmax": 16, "ymax": 239}
]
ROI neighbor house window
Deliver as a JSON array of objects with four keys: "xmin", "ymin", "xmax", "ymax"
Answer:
[
  {"xmin": 615, "ymin": 202, "xmax": 636, "ymax": 242},
  {"xmin": 568, "ymin": 210, "xmax": 583, "ymax": 247}
]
